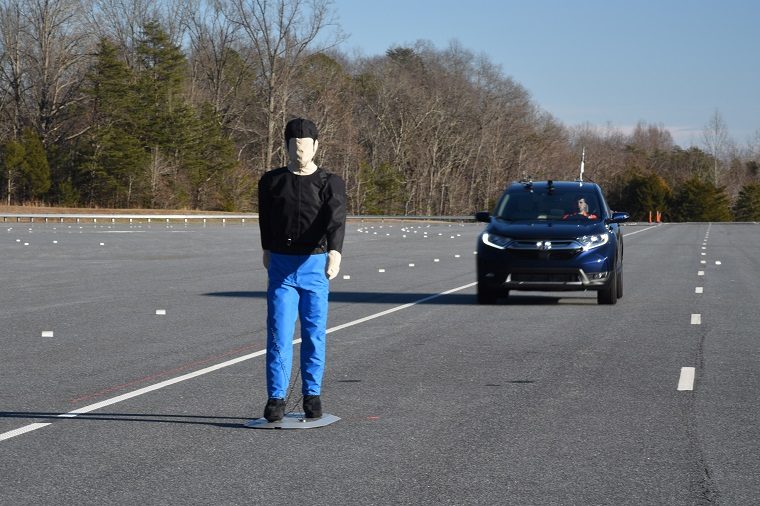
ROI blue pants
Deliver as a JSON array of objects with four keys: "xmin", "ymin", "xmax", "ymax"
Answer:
[{"xmin": 266, "ymin": 253, "xmax": 329, "ymax": 399}]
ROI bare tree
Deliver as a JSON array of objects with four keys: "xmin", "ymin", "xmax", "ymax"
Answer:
[
  {"xmin": 702, "ymin": 109, "xmax": 730, "ymax": 185},
  {"xmin": 221, "ymin": 0, "xmax": 342, "ymax": 169},
  {"xmin": 187, "ymin": 2, "xmax": 242, "ymax": 113},
  {"xmin": 21, "ymin": 0, "xmax": 93, "ymax": 145},
  {"xmin": 0, "ymin": 0, "xmax": 27, "ymax": 139}
]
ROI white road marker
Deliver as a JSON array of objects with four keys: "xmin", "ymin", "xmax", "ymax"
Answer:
[
  {"xmin": 715, "ymin": 261, "xmax": 722, "ymax": 265},
  {"xmin": 677, "ymin": 367, "xmax": 696, "ymax": 391},
  {"xmin": 378, "ymin": 268, "xmax": 385, "ymax": 273},
  {"xmin": 698, "ymin": 270, "xmax": 704, "ymax": 276},
  {"xmin": 408, "ymin": 263, "xmax": 415, "ymax": 267},
  {"xmin": 434, "ymin": 258, "xmax": 440, "ymax": 262},
  {"xmin": 342, "ymin": 275, "xmax": 351, "ymax": 280},
  {"xmin": 0, "ymin": 423, "xmax": 52, "ymax": 442},
  {"xmin": 155, "ymin": 309, "xmax": 166, "ymax": 315},
  {"xmin": 622, "ymin": 224, "xmax": 664, "ymax": 237},
  {"xmin": 695, "ymin": 287, "xmax": 703, "ymax": 294},
  {"xmin": 700, "ymin": 260, "xmax": 706, "ymax": 264},
  {"xmin": 691, "ymin": 314, "xmax": 701, "ymax": 325},
  {"xmin": 41, "ymin": 331, "xmax": 54, "ymax": 337}
]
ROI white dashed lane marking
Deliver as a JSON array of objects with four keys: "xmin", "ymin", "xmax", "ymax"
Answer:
[{"xmin": 678, "ymin": 367, "xmax": 696, "ymax": 391}]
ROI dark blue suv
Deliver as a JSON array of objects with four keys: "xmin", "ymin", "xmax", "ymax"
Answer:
[{"xmin": 475, "ymin": 180, "xmax": 629, "ymax": 305}]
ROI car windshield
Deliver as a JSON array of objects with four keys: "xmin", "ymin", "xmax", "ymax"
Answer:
[{"xmin": 494, "ymin": 190, "xmax": 602, "ymax": 222}]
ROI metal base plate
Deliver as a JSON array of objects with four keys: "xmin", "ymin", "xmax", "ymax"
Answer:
[{"xmin": 243, "ymin": 412, "xmax": 340, "ymax": 429}]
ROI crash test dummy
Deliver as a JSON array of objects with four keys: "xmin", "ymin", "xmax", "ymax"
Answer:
[{"xmin": 257, "ymin": 118, "xmax": 346, "ymax": 422}]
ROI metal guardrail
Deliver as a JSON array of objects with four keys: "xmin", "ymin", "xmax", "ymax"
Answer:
[
  {"xmin": 1, "ymin": 213, "xmax": 257, "ymax": 224},
  {"xmin": 1, "ymin": 213, "xmax": 475, "ymax": 224}
]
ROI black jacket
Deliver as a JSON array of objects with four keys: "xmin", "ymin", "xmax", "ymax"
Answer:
[{"xmin": 258, "ymin": 167, "xmax": 346, "ymax": 255}]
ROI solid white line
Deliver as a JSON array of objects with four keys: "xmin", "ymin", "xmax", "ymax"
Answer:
[
  {"xmin": 691, "ymin": 314, "xmax": 701, "ymax": 325},
  {"xmin": 0, "ymin": 281, "xmax": 477, "ymax": 442},
  {"xmin": 327, "ymin": 283, "xmax": 476, "ymax": 334},
  {"xmin": 0, "ymin": 423, "xmax": 51, "ymax": 442},
  {"xmin": 677, "ymin": 367, "xmax": 696, "ymax": 391},
  {"xmin": 622, "ymin": 224, "xmax": 664, "ymax": 237}
]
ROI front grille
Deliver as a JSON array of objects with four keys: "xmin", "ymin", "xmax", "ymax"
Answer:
[{"xmin": 509, "ymin": 249, "xmax": 580, "ymax": 260}]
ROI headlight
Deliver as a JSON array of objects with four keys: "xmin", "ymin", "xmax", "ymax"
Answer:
[
  {"xmin": 482, "ymin": 232, "xmax": 512, "ymax": 249},
  {"xmin": 577, "ymin": 233, "xmax": 609, "ymax": 251}
]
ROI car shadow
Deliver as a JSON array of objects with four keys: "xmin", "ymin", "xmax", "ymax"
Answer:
[
  {"xmin": 204, "ymin": 290, "xmax": 474, "ymax": 305},
  {"xmin": 204, "ymin": 291, "xmax": 597, "ymax": 306}
]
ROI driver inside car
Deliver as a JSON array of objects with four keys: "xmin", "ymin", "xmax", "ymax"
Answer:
[{"xmin": 563, "ymin": 197, "xmax": 598, "ymax": 219}]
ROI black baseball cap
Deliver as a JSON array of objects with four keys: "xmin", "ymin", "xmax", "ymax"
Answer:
[{"xmin": 284, "ymin": 118, "xmax": 318, "ymax": 142}]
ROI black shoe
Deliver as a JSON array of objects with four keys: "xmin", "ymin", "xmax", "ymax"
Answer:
[
  {"xmin": 263, "ymin": 398, "xmax": 286, "ymax": 422},
  {"xmin": 303, "ymin": 395, "xmax": 322, "ymax": 419}
]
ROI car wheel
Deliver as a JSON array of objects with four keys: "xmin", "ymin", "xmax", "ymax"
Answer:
[
  {"xmin": 477, "ymin": 281, "xmax": 499, "ymax": 304},
  {"xmin": 616, "ymin": 270, "xmax": 623, "ymax": 299},
  {"xmin": 597, "ymin": 271, "xmax": 618, "ymax": 305}
]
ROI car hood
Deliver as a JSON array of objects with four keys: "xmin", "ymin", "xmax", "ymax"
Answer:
[{"xmin": 486, "ymin": 219, "xmax": 607, "ymax": 240}]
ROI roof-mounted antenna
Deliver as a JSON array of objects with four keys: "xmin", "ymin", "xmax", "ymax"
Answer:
[{"xmin": 579, "ymin": 147, "xmax": 585, "ymax": 182}]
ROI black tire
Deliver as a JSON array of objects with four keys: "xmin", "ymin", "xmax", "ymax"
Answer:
[
  {"xmin": 616, "ymin": 269, "xmax": 623, "ymax": 299},
  {"xmin": 597, "ymin": 271, "xmax": 618, "ymax": 305},
  {"xmin": 477, "ymin": 281, "xmax": 498, "ymax": 304}
]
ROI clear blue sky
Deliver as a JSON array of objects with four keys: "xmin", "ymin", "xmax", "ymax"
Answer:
[{"xmin": 330, "ymin": 0, "xmax": 760, "ymax": 148}]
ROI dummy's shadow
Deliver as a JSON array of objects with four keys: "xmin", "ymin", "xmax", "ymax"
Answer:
[
  {"xmin": 0, "ymin": 411, "xmax": 249, "ymax": 429},
  {"xmin": 204, "ymin": 291, "xmax": 592, "ymax": 305},
  {"xmin": 204, "ymin": 290, "xmax": 474, "ymax": 305}
]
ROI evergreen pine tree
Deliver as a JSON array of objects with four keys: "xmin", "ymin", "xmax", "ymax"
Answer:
[
  {"xmin": 619, "ymin": 172, "xmax": 671, "ymax": 221},
  {"xmin": 19, "ymin": 129, "xmax": 51, "ymax": 201},
  {"xmin": 1, "ymin": 140, "xmax": 26, "ymax": 205},
  {"xmin": 186, "ymin": 103, "xmax": 238, "ymax": 209},
  {"xmin": 82, "ymin": 38, "xmax": 147, "ymax": 207},
  {"xmin": 134, "ymin": 21, "xmax": 192, "ymax": 207},
  {"xmin": 670, "ymin": 178, "xmax": 732, "ymax": 222},
  {"xmin": 733, "ymin": 183, "xmax": 760, "ymax": 221}
]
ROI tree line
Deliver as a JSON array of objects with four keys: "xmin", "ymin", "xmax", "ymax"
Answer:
[{"xmin": 2, "ymin": 0, "xmax": 759, "ymax": 221}]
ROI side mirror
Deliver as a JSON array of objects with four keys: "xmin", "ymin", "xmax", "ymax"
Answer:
[
  {"xmin": 475, "ymin": 211, "xmax": 491, "ymax": 223},
  {"xmin": 607, "ymin": 212, "xmax": 630, "ymax": 224}
]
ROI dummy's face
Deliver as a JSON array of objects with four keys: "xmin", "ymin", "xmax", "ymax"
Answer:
[
  {"xmin": 577, "ymin": 198, "xmax": 588, "ymax": 213},
  {"xmin": 288, "ymin": 138, "xmax": 318, "ymax": 168}
]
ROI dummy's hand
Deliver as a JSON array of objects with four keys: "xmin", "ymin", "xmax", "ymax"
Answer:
[
  {"xmin": 326, "ymin": 250, "xmax": 341, "ymax": 280},
  {"xmin": 262, "ymin": 250, "xmax": 270, "ymax": 269}
]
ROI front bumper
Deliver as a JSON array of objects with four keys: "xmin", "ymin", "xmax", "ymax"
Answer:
[
  {"xmin": 483, "ymin": 267, "xmax": 611, "ymax": 291},
  {"xmin": 477, "ymin": 241, "xmax": 615, "ymax": 292}
]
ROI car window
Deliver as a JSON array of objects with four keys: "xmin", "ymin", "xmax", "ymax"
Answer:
[{"xmin": 495, "ymin": 190, "xmax": 602, "ymax": 221}]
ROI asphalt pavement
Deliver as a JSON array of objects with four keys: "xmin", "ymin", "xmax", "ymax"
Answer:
[{"xmin": 1, "ymin": 219, "xmax": 758, "ymax": 505}]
